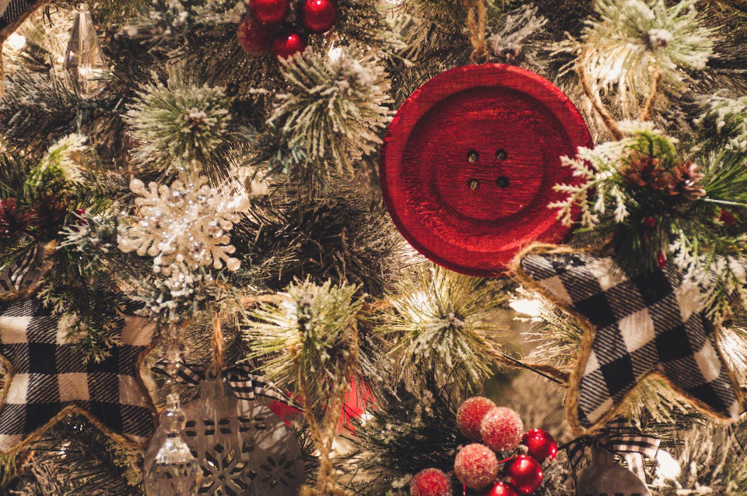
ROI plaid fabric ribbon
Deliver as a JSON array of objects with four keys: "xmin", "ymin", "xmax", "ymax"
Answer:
[
  {"xmin": 566, "ymin": 418, "xmax": 660, "ymax": 482},
  {"xmin": 152, "ymin": 359, "xmax": 301, "ymax": 410}
]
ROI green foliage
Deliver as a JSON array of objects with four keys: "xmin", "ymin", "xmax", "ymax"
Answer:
[
  {"xmin": 697, "ymin": 95, "xmax": 747, "ymax": 153},
  {"xmin": 24, "ymin": 134, "xmax": 88, "ymax": 199},
  {"xmin": 5, "ymin": 414, "xmax": 143, "ymax": 496},
  {"xmin": 124, "ymin": 71, "xmax": 233, "ymax": 175},
  {"xmin": 652, "ymin": 421, "xmax": 747, "ymax": 495},
  {"xmin": 260, "ymin": 46, "xmax": 392, "ymax": 182},
  {"xmin": 551, "ymin": 123, "xmax": 747, "ymax": 323},
  {"xmin": 0, "ymin": 71, "xmax": 80, "ymax": 152},
  {"xmin": 244, "ymin": 279, "xmax": 364, "ymax": 414},
  {"xmin": 377, "ymin": 264, "xmax": 504, "ymax": 403},
  {"xmin": 234, "ymin": 183, "xmax": 404, "ymax": 297},
  {"xmin": 559, "ymin": 0, "xmax": 714, "ymax": 117},
  {"xmin": 348, "ymin": 389, "xmax": 465, "ymax": 495}
]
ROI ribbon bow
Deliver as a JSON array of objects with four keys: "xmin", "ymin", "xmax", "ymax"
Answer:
[
  {"xmin": 565, "ymin": 418, "xmax": 660, "ymax": 482},
  {"xmin": 152, "ymin": 359, "xmax": 301, "ymax": 410}
]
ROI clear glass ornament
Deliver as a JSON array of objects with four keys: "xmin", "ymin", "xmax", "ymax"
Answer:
[
  {"xmin": 145, "ymin": 407, "xmax": 202, "ymax": 496},
  {"xmin": 63, "ymin": 3, "xmax": 106, "ymax": 98},
  {"xmin": 146, "ymin": 376, "xmax": 306, "ymax": 495}
]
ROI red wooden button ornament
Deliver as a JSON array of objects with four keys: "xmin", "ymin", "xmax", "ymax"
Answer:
[{"xmin": 380, "ymin": 64, "xmax": 592, "ymax": 276}]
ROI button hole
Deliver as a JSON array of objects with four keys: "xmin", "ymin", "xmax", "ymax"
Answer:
[
  {"xmin": 467, "ymin": 150, "xmax": 479, "ymax": 162},
  {"xmin": 468, "ymin": 179, "xmax": 480, "ymax": 190},
  {"xmin": 496, "ymin": 149, "xmax": 508, "ymax": 161},
  {"xmin": 497, "ymin": 176, "xmax": 510, "ymax": 189}
]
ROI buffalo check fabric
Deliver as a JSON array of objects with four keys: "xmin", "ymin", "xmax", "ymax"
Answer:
[
  {"xmin": 0, "ymin": 0, "xmax": 39, "ymax": 35},
  {"xmin": 0, "ymin": 296, "xmax": 156, "ymax": 452},
  {"xmin": 518, "ymin": 250, "xmax": 741, "ymax": 432}
]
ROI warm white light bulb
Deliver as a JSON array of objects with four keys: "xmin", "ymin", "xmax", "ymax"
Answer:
[
  {"xmin": 510, "ymin": 298, "xmax": 543, "ymax": 317},
  {"xmin": 655, "ymin": 450, "xmax": 681, "ymax": 480},
  {"xmin": 327, "ymin": 44, "xmax": 343, "ymax": 62},
  {"xmin": 6, "ymin": 33, "xmax": 27, "ymax": 51}
]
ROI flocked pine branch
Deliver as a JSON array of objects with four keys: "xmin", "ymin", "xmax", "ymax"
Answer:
[
  {"xmin": 651, "ymin": 422, "xmax": 747, "ymax": 495},
  {"xmin": 559, "ymin": 0, "xmax": 715, "ymax": 118},
  {"xmin": 0, "ymin": 70, "xmax": 80, "ymax": 152},
  {"xmin": 262, "ymin": 46, "xmax": 393, "ymax": 179},
  {"xmin": 697, "ymin": 95, "xmax": 747, "ymax": 153},
  {"xmin": 244, "ymin": 279, "xmax": 364, "ymax": 415},
  {"xmin": 24, "ymin": 134, "xmax": 88, "ymax": 198},
  {"xmin": 488, "ymin": 5, "xmax": 547, "ymax": 64},
  {"xmin": 125, "ymin": 70, "xmax": 233, "ymax": 175},
  {"xmin": 549, "ymin": 121, "xmax": 747, "ymax": 320},
  {"xmin": 377, "ymin": 264, "xmax": 505, "ymax": 408}
]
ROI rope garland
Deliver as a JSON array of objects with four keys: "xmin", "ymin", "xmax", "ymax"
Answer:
[
  {"xmin": 463, "ymin": 0, "xmax": 488, "ymax": 63},
  {"xmin": 640, "ymin": 65, "xmax": 662, "ymax": 122}
]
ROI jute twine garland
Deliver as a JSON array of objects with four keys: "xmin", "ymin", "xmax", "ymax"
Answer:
[
  {"xmin": 576, "ymin": 49, "xmax": 662, "ymax": 140},
  {"xmin": 298, "ymin": 322, "xmax": 359, "ymax": 496},
  {"xmin": 462, "ymin": 0, "xmax": 488, "ymax": 63}
]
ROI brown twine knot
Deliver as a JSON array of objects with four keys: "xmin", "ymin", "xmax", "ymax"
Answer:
[{"xmin": 462, "ymin": 0, "xmax": 488, "ymax": 63}]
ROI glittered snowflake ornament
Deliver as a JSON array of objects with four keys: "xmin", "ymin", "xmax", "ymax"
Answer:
[{"xmin": 118, "ymin": 175, "xmax": 249, "ymax": 287}]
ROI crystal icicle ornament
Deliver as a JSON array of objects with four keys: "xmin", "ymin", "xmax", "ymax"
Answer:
[
  {"xmin": 145, "ymin": 395, "xmax": 202, "ymax": 496},
  {"xmin": 63, "ymin": 3, "xmax": 106, "ymax": 98}
]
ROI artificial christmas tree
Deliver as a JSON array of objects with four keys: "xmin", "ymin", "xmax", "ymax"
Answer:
[{"xmin": 0, "ymin": 0, "xmax": 746, "ymax": 494}]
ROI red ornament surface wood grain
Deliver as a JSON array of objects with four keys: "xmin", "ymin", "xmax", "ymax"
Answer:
[{"xmin": 380, "ymin": 64, "xmax": 592, "ymax": 276}]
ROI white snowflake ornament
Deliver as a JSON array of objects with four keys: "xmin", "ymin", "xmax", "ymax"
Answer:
[{"xmin": 118, "ymin": 175, "xmax": 249, "ymax": 283}]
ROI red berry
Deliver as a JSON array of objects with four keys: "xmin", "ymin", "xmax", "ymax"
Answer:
[
  {"xmin": 237, "ymin": 16, "xmax": 276, "ymax": 55},
  {"xmin": 504, "ymin": 455, "xmax": 543, "ymax": 495},
  {"xmin": 410, "ymin": 468, "xmax": 453, "ymax": 496},
  {"xmin": 657, "ymin": 252, "xmax": 666, "ymax": 269},
  {"xmin": 454, "ymin": 444, "xmax": 499, "ymax": 490},
  {"xmin": 75, "ymin": 208, "xmax": 88, "ymax": 225},
  {"xmin": 482, "ymin": 482, "xmax": 518, "ymax": 496},
  {"xmin": 720, "ymin": 209, "xmax": 736, "ymax": 227},
  {"xmin": 250, "ymin": 0, "xmax": 290, "ymax": 24},
  {"xmin": 457, "ymin": 397, "xmax": 496, "ymax": 441},
  {"xmin": 271, "ymin": 32, "xmax": 307, "ymax": 60},
  {"xmin": 520, "ymin": 429, "xmax": 557, "ymax": 464},
  {"xmin": 299, "ymin": 0, "xmax": 338, "ymax": 34},
  {"xmin": 480, "ymin": 407, "xmax": 524, "ymax": 452},
  {"xmin": 644, "ymin": 217, "xmax": 656, "ymax": 228}
]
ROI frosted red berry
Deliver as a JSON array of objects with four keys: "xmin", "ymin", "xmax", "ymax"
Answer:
[
  {"xmin": 657, "ymin": 252, "xmax": 666, "ymax": 268},
  {"xmin": 480, "ymin": 407, "xmax": 524, "ymax": 452},
  {"xmin": 410, "ymin": 468, "xmax": 453, "ymax": 496},
  {"xmin": 644, "ymin": 217, "xmax": 656, "ymax": 228},
  {"xmin": 457, "ymin": 397, "xmax": 497, "ymax": 441},
  {"xmin": 454, "ymin": 444, "xmax": 499, "ymax": 489}
]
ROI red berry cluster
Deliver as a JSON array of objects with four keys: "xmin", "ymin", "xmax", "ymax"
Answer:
[
  {"xmin": 237, "ymin": 0, "xmax": 338, "ymax": 60},
  {"xmin": 410, "ymin": 397, "xmax": 558, "ymax": 496}
]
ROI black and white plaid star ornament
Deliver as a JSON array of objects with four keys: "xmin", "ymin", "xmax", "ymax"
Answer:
[
  {"xmin": 516, "ymin": 246, "xmax": 743, "ymax": 434},
  {"xmin": 0, "ymin": 295, "xmax": 156, "ymax": 454}
]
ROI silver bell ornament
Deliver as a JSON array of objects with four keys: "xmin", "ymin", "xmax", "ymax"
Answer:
[
  {"xmin": 577, "ymin": 448, "xmax": 652, "ymax": 496},
  {"xmin": 147, "ymin": 375, "xmax": 306, "ymax": 495}
]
